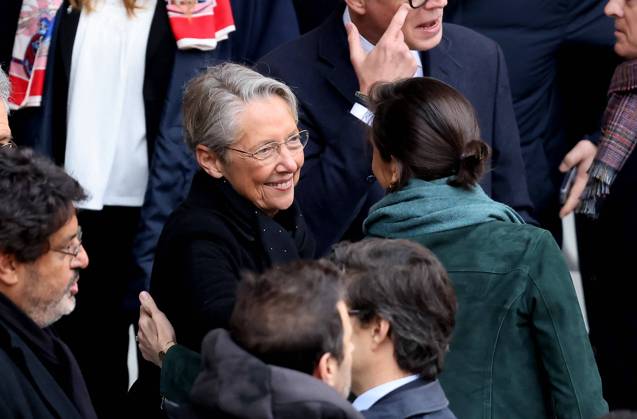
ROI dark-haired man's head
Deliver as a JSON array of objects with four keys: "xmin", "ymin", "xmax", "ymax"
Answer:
[
  {"xmin": 330, "ymin": 238, "xmax": 456, "ymax": 395},
  {"xmin": 229, "ymin": 260, "xmax": 353, "ymax": 397},
  {"xmin": 0, "ymin": 148, "xmax": 88, "ymax": 327},
  {"xmin": 368, "ymin": 77, "xmax": 490, "ymax": 191}
]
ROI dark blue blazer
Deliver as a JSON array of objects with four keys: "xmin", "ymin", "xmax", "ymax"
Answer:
[
  {"xmin": 445, "ymin": 0, "xmax": 617, "ymax": 228},
  {"xmin": 361, "ymin": 378, "xmax": 456, "ymax": 419},
  {"xmin": 257, "ymin": 8, "xmax": 534, "ymax": 256}
]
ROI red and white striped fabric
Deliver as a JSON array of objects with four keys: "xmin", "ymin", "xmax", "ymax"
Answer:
[
  {"xmin": 166, "ymin": 0, "xmax": 235, "ymax": 51},
  {"xmin": 8, "ymin": 0, "xmax": 63, "ymax": 109}
]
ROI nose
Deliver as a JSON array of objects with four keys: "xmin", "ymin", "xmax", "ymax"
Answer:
[
  {"xmin": 424, "ymin": 0, "xmax": 447, "ymax": 9},
  {"xmin": 73, "ymin": 244, "xmax": 90, "ymax": 269},
  {"xmin": 605, "ymin": 0, "xmax": 624, "ymax": 18},
  {"xmin": 276, "ymin": 145, "xmax": 301, "ymax": 172}
]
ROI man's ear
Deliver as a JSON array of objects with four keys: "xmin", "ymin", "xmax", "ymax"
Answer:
[
  {"xmin": 313, "ymin": 352, "xmax": 340, "ymax": 388},
  {"xmin": 345, "ymin": 0, "xmax": 367, "ymax": 16},
  {"xmin": 369, "ymin": 316, "xmax": 391, "ymax": 351},
  {"xmin": 195, "ymin": 145, "xmax": 225, "ymax": 179},
  {"xmin": 0, "ymin": 253, "xmax": 19, "ymax": 287}
]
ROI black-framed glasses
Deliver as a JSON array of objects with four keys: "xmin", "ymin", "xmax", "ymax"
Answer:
[
  {"xmin": 408, "ymin": 0, "xmax": 428, "ymax": 8},
  {"xmin": 51, "ymin": 227, "xmax": 83, "ymax": 261},
  {"xmin": 226, "ymin": 130, "xmax": 309, "ymax": 163},
  {"xmin": 0, "ymin": 139, "xmax": 16, "ymax": 150}
]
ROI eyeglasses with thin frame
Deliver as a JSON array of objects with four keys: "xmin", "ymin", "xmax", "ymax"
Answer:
[
  {"xmin": 0, "ymin": 139, "xmax": 16, "ymax": 150},
  {"xmin": 51, "ymin": 227, "xmax": 83, "ymax": 262},
  {"xmin": 408, "ymin": 0, "xmax": 427, "ymax": 8},
  {"xmin": 226, "ymin": 130, "xmax": 309, "ymax": 163}
]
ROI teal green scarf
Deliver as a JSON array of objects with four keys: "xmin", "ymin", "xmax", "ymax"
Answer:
[{"xmin": 364, "ymin": 178, "xmax": 524, "ymax": 238}]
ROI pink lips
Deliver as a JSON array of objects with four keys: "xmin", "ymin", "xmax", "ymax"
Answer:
[
  {"xmin": 266, "ymin": 178, "xmax": 294, "ymax": 191},
  {"xmin": 70, "ymin": 281, "xmax": 79, "ymax": 296},
  {"xmin": 416, "ymin": 17, "xmax": 441, "ymax": 35}
]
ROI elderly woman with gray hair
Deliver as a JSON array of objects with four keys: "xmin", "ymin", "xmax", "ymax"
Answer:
[
  {"xmin": 0, "ymin": 68, "xmax": 15, "ymax": 150},
  {"xmin": 150, "ymin": 62, "xmax": 314, "ymax": 349},
  {"xmin": 131, "ymin": 62, "xmax": 314, "ymax": 412}
]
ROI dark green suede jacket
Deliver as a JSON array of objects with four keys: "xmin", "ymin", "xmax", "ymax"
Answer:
[{"xmin": 408, "ymin": 221, "xmax": 607, "ymax": 419}]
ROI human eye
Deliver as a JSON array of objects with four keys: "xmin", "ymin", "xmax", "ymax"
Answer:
[
  {"xmin": 252, "ymin": 143, "xmax": 279, "ymax": 160},
  {"xmin": 286, "ymin": 134, "xmax": 303, "ymax": 149}
]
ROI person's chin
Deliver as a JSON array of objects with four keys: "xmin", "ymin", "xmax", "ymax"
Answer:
[{"xmin": 408, "ymin": 27, "xmax": 443, "ymax": 52}]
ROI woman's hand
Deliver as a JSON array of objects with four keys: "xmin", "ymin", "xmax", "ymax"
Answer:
[{"xmin": 137, "ymin": 291, "xmax": 177, "ymax": 367}]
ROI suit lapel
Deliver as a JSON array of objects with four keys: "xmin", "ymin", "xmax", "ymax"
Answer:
[
  {"xmin": 422, "ymin": 29, "xmax": 465, "ymax": 93},
  {"xmin": 145, "ymin": 0, "xmax": 168, "ymax": 67},
  {"xmin": 58, "ymin": 1, "xmax": 80, "ymax": 82},
  {"xmin": 317, "ymin": 9, "xmax": 359, "ymax": 106}
]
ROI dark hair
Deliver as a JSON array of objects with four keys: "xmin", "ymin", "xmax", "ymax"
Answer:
[
  {"xmin": 230, "ymin": 260, "xmax": 345, "ymax": 375},
  {"xmin": 369, "ymin": 77, "xmax": 490, "ymax": 189},
  {"xmin": 0, "ymin": 148, "xmax": 86, "ymax": 262},
  {"xmin": 330, "ymin": 238, "xmax": 456, "ymax": 380}
]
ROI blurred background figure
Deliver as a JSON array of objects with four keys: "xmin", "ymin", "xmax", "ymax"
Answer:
[
  {"xmin": 445, "ymin": 0, "xmax": 617, "ymax": 241},
  {"xmin": 363, "ymin": 77, "xmax": 607, "ymax": 418},
  {"xmin": 574, "ymin": 0, "xmax": 637, "ymax": 409}
]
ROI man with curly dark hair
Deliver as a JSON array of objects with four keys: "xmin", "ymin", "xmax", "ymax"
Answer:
[
  {"xmin": 0, "ymin": 148, "xmax": 96, "ymax": 418},
  {"xmin": 331, "ymin": 238, "xmax": 457, "ymax": 419}
]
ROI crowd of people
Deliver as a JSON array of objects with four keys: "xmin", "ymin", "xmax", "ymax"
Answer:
[{"xmin": 0, "ymin": 0, "xmax": 636, "ymax": 418}]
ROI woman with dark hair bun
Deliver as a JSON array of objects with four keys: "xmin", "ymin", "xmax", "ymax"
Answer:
[{"xmin": 363, "ymin": 77, "xmax": 608, "ymax": 419}]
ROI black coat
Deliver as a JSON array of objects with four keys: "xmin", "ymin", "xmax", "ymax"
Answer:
[
  {"xmin": 150, "ymin": 171, "xmax": 315, "ymax": 352},
  {"xmin": 0, "ymin": 294, "xmax": 96, "ymax": 419},
  {"xmin": 172, "ymin": 329, "xmax": 363, "ymax": 419}
]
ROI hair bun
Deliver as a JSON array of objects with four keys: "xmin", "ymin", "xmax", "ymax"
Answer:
[{"xmin": 449, "ymin": 139, "xmax": 490, "ymax": 189}]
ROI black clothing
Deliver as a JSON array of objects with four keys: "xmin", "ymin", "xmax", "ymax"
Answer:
[
  {"xmin": 173, "ymin": 329, "xmax": 363, "ymax": 419},
  {"xmin": 0, "ymin": 293, "xmax": 97, "ymax": 419},
  {"xmin": 132, "ymin": 171, "xmax": 314, "ymax": 417},
  {"xmin": 151, "ymin": 171, "xmax": 315, "ymax": 351}
]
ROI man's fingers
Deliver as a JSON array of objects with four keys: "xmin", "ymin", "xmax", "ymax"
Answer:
[
  {"xmin": 559, "ymin": 139, "xmax": 597, "ymax": 172},
  {"xmin": 346, "ymin": 22, "xmax": 366, "ymax": 69},
  {"xmin": 139, "ymin": 291, "xmax": 160, "ymax": 315},
  {"xmin": 559, "ymin": 176, "xmax": 587, "ymax": 218},
  {"xmin": 380, "ymin": 4, "xmax": 410, "ymax": 43}
]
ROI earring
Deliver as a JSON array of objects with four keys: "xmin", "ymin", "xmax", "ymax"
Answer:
[{"xmin": 386, "ymin": 181, "xmax": 398, "ymax": 193}]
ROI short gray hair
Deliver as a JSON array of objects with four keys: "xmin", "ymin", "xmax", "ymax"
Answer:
[
  {"xmin": 182, "ymin": 63, "xmax": 298, "ymax": 160},
  {"xmin": 0, "ymin": 67, "xmax": 10, "ymax": 113}
]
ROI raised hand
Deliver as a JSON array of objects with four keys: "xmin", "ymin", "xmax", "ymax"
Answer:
[{"xmin": 346, "ymin": 4, "xmax": 418, "ymax": 95}]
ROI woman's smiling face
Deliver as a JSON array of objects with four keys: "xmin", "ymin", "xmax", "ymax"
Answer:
[{"xmin": 220, "ymin": 95, "xmax": 304, "ymax": 216}]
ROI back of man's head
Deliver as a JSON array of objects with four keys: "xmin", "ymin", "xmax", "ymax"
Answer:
[
  {"xmin": 0, "ymin": 148, "xmax": 86, "ymax": 262},
  {"xmin": 331, "ymin": 238, "xmax": 456, "ymax": 381},
  {"xmin": 230, "ymin": 259, "xmax": 346, "ymax": 376}
]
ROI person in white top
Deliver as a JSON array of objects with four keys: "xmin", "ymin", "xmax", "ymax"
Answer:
[{"xmin": 330, "ymin": 238, "xmax": 458, "ymax": 419}]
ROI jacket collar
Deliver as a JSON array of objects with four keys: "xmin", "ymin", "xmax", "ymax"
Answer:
[
  {"xmin": 316, "ymin": 7, "xmax": 464, "ymax": 105},
  {"xmin": 186, "ymin": 171, "xmax": 314, "ymax": 263},
  {"xmin": 362, "ymin": 378, "xmax": 451, "ymax": 418},
  {"xmin": 0, "ymin": 294, "xmax": 94, "ymax": 419}
]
